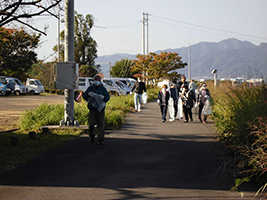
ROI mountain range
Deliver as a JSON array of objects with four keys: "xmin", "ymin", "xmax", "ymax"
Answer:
[{"xmin": 95, "ymin": 38, "xmax": 267, "ymax": 80}]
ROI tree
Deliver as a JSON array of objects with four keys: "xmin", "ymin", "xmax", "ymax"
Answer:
[
  {"xmin": 110, "ymin": 58, "xmax": 134, "ymax": 78},
  {"xmin": 28, "ymin": 61, "xmax": 54, "ymax": 91},
  {"xmin": 74, "ymin": 11, "xmax": 97, "ymax": 66},
  {"xmin": 79, "ymin": 64, "xmax": 100, "ymax": 77},
  {"xmin": 0, "ymin": 27, "xmax": 40, "ymax": 81},
  {"xmin": 0, "ymin": 0, "xmax": 62, "ymax": 35},
  {"xmin": 131, "ymin": 52, "xmax": 187, "ymax": 84},
  {"xmin": 53, "ymin": 11, "xmax": 99, "ymax": 76}
]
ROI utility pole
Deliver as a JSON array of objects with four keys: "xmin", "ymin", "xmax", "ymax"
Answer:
[
  {"xmin": 188, "ymin": 43, "xmax": 191, "ymax": 80},
  {"xmin": 142, "ymin": 13, "xmax": 149, "ymax": 56},
  {"xmin": 146, "ymin": 13, "xmax": 149, "ymax": 55},
  {"xmin": 142, "ymin": 13, "xmax": 146, "ymax": 57},
  {"xmin": 58, "ymin": 11, "xmax": 60, "ymax": 62},
  {"xmin": 62, "ymin": 0, "xmax": 75, "ymax": 126},
  {"xmin": 142, "ymin": 13, "xmax": 149, "ymax": 80}
]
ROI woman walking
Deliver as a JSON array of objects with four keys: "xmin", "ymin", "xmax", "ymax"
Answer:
[
  {"xmin": 157, "ymin": 84, "xmax": 169, "ymax": 122},
  {"xmin": 196, "ymin": 83, "xmax": 211, "ymax": 123}
]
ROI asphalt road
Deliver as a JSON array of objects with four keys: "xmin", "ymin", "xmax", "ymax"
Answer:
[{"xmin": 0, "ymin": 101, "xmax": 259, "ymax": 200}]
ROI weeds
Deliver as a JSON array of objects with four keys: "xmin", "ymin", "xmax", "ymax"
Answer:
[
  {"xmin": 211, "ymin": 83, "xmax": 267, "ymax": 196},
  {"xmin": 19, "ymin": 88, "xmax": 160, "ymax": 131}
]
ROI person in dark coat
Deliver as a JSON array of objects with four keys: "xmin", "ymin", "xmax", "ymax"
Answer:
[
  {"xmin": 181, "ymin": 84, "xmax": 195, "ymax": 123},
  {"xmin": 82, "ymin": 75, "xmax": 110, "ymax": 145},
  {"xmin": 131, "ymin": 76, "xmax": 146, "ymax": 112},
  {"xmin": 157, "ymin": 84, "xmax": 169, "ymax": 122},
  {"xmin": 177, "ymin": 76, "xmax": 188, "ymax": 95},
  {"xmin": 169, "ymin": 83, "xmax": 178, "ymax": 120}
]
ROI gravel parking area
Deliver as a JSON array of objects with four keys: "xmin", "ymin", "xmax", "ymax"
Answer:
[{"xmin": 0, "ymin": 94, "xmax": 64, "ymax": 131}]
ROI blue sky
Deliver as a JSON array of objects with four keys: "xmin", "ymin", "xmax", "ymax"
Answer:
[{"xmin": 35, "ymin": 0, "xmax": 267, "ymax": 61}]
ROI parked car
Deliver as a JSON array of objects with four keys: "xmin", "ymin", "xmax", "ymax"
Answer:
[
  {"xmin": 114, "ymin": 80, "xmax": 131, "ymax": 95},
  {"xmin": 0, "ymin": 82, "xmax": 7, "ymax": 96},
  {"xmin": 78, "ymin": 77, "xmax": 94, "ymax": 92},
  {"xmin": 11, "ymin": 77, "xmax": 27, "ymax": 95},
  {"xmin": 103, "ymin": 78, "xmax": 125, "ymax": 96},
  {"xmin": 111, "ymin": 78, "xmax": 134, "ymax": 88},
  {"xmin": 0, "ymin": 76, "xmax": 15, "ymax": 96},
  {"xmin": 26, "ymin": 78, "xmax": 45, "ymax": 95},
  {"xmin": 77, "ymin": 77, "xmax": 121, "ymax": 97},
  {"xmin": 128, "ymin": 78, "xmax": 137, "ymax": 86}
]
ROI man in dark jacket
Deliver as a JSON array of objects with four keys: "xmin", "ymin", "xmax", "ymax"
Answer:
[
  {"xmin": 82, "ymin": 75, "xmax": 110, "ymax": 145},
  {"xmin": 157, "ymin": 84, "xmax": 169, "ymax": 122},
  {"xmin": 177, "ymin": 76, "xmax": 188, "ymax": 95},
  {"xmin": 181, "ymin": 85, "xmax": 195, "ymax": 123},
  {"xmin": 130, "ymin": 76, "xmax": 146, "ymax": 112},
  {"xmin": 169, "ymin": 83, "xmax": 178, "ymax": 120}
]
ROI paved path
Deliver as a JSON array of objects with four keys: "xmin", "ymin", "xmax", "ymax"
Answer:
[{"xmin": 0, "ymin": 101, "xmax": 258, "ymax": 199}]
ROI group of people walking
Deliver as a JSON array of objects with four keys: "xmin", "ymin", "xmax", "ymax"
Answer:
[
  {"xmin": 157, "ymin": 76, "xmax": 211, "ymax": 124},
  {"xmin": 81, "ymin": 75, "xmax": 211, "ymax": 145}
]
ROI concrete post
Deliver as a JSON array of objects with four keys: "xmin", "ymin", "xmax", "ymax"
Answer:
[{"xmin": 62, "ymin": 0, "xmax": 75, "ymax": 126}]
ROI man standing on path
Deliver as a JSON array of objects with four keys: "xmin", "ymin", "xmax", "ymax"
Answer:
[
  {"xmin": 169, "ymin": 83, "xmax": 178, "ymax": 121},
  {"xmin": 130, "ymin": 76, "xmax": 147, "ymax": 112},
  {"xmin": 189, "ymin": 79, "xmax": 197, "ymax": 97},
  {"xmin": 157, "ymin": 84, "xmax": 170, "ymax": 122},
  {"xmin": 82, "ymin": 75, "xmax": 110, "ymax": 145}
]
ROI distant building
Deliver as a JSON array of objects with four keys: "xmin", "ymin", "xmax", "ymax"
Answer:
[{"xmin": 246, "ymin": 78, "xmax": 264, "ymax": 87}]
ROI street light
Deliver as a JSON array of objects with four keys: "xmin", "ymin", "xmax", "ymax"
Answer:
[{"xmin": 211, "ymin": 69, "xmax": 218, "ymax": 88}]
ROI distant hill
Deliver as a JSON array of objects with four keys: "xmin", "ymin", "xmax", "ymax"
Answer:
[{"xmin": 96, "ymin": 38, "xmax": 267, "ymax": 79}]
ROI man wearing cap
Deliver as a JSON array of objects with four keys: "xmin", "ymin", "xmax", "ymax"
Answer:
[{"xmin": 82, "ymin": 75, "xmax": 110, "ymax": 145}]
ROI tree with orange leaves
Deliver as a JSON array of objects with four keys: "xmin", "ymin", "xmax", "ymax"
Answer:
[{"xmin": 131, "ymin": 52, "xmax": 187, "ymax": 85}]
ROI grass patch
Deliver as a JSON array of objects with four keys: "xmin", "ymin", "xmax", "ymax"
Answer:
[{"xmin": 19, "ymin": 88, "xmax": 160, "ymax": 131}]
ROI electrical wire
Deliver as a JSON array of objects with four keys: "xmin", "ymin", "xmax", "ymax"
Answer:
[
  {"xmin": 94, "ymin": 22, "xmax": 140, "ymax": 29},
  {"xmin": 149, "ymin": 19, "xmax": 259, "ymax": 42},
  {"xmin": 149, "ymin": 14, "xmax": 267, "ymax": 42}
]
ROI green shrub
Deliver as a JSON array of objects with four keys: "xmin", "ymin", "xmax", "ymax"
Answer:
[
  {"xmin": 19, "ymin": 88, "xmax": 159, "ymax": 131},
  {"xmin": 20, "ymin": 103, "xmax": 64, "ymax": 131}
]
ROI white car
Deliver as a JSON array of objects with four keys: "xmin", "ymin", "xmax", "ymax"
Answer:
[
  {"xmin": 78, "ymin": 77, "xmax": 122, "ymax": 96},
  {"xmin": 26, "ymin": 78, "xmax": 45, "ymax": 95},
  {"xmin": 103, "ymin": 78, "xmax": 125, "ymax": 96},
  {"xmin": 114, "ymin": 80, "xmax": 131, "ymax": 95},
  {"xmin": 12, "ymin": 77, "xmax": 27, "ymax": 95}
]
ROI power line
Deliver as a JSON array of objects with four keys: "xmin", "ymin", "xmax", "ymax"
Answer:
[
  {"xmin": 149, "ymin": 19, "xmax": 252, "ymax": 41},
  {"xmin": 94, "ymin": 22, "xmax": 140, "ymax": 29},
  {"xmin": 149, "ymin": 14, "xmax": 267, "ymax": 42}
]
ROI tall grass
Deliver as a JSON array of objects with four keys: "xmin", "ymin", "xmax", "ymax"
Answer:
[
  {"xmin": 212, "ymin": 84, "xmax": 266, "ymax": 147},
  {"xmin": 211, "ymin": 82, "xmax": 267, "ymax": 194},
  {"xmin": 19, "ymin": 88, "xmax": 160, "ymax": 131}
]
